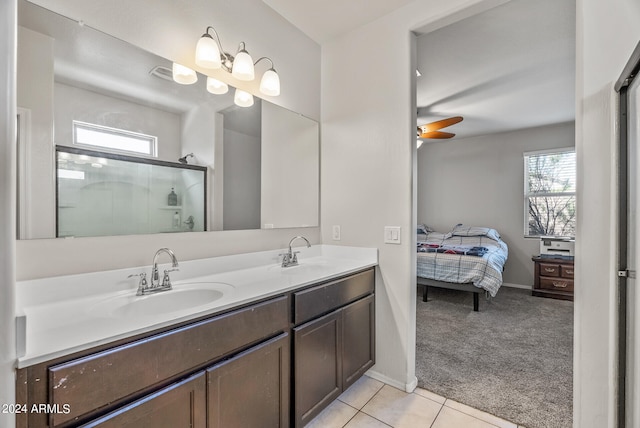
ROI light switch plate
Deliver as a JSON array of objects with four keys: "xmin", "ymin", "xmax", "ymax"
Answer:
[{"xmin": 384, "ymin": 226, "xmax": 401, "ymax": 244}]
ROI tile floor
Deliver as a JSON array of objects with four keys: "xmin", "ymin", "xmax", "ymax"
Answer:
[{"xmin": 305, "ymin": 376, "xmax": 527, "ymax": 428}]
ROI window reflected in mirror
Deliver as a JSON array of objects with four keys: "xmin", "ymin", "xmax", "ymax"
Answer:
[{"xmin": 56, "ymin": 147, "xmax": 207, "ymax": 237}]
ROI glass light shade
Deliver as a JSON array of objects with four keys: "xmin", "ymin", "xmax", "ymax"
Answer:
[
  {"xmin": 234, "ymin": 89, "xmax": 254, "ymax": 107},
  {"xmin": 417, "ymin": 139, "xmax": 424, "ymax": 149},
  {"xmin": 172, "ymin": 63, "xmax": 198, "ymax": 85},
  {"xmin": 206, "ymin": 77, "xmax": 229, "ymax": 94},
  {"xmin": 232, "ymin": 50, "xmax": 255, "ymax": 81},
  {"xmin": 195, "ymin": 36, "xmax": 222, "ymax": 69},
  {"xmin": 259, "ymin": 69, "xmax": 280, "ymax": 96}
]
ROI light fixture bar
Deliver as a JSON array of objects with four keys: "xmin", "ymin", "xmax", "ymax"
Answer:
[{"xmin": 194, "ymin": 26, "xmax": 280, "ymax": 97}]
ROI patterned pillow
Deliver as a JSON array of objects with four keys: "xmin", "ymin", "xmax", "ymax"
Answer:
[{"xmin": 448, "ymin": 224, "xmax": 501, "ymax": 241}]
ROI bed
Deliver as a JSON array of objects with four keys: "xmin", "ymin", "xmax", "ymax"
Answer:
[{"xmin": 417, "ymin": 224, "xmax": 508, "ymax": 311}]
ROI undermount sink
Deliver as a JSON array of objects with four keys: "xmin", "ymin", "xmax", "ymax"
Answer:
[{"xmin": 95, "ymin": 282, "xmax": 234, "ymax": 318}]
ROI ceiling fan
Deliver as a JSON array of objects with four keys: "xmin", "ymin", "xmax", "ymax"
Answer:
[{"xmin": 417, "ymin": 116, "xmax": 463, "ymax": 139}]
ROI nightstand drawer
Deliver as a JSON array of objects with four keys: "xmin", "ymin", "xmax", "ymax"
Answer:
[
  {"xmin": 560, "ymin": 265, "xmax": 574, "ymax": 278},
  {"xmin": 540, "ymin": 277, "xmax": 574, "ymax": 292},
  {"xmin": 539, "ymin": 263, "xmax": 561, "ymax": 277}
]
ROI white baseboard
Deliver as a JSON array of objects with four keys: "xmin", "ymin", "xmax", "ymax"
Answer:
[
  {"xmin": 502, "ymin": 282, "xmax": 531, "ymax": 290},
  {"xmin": 365, "ymin": 369, "xmax": 418, "ymax": 393}
]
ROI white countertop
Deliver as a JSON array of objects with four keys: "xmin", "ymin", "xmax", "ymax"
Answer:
[{"xmin": 16, "ymin": 245, "xmax": 377, "ymax": 368}]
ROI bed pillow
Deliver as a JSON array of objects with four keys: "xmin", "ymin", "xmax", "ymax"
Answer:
[
  {"xmin": 417, "ymin": 224, "xmax": 434, "ymax": 235},
  {"xmin": 448, "ymin": 224, "xmax": 501, "ymax": 241}
]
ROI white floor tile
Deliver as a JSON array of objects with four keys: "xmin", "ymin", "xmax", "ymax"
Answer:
[
  {"xmin": 304, "ymin": 399, "xmax": 358, "ymax": 428},
  {"xmin": 444, "ymin": 399, "xmax": 517, "ymax": 428},
  {"xmin": 432, "ymin": 406, "xmax": 503, "ymax": 428},
  {"xmin": 339, "ymin": 376, "xmax": 385, "ymax": 410},
  {"xmin": 344, "ymin": 412, "xmax": 392, "ymax": 428},
  {"xmin": 361, "ymin": 384, "xmax": 442, "ymax": 428},
  {"xmin": 413, "ymin": 387, "xmax": 446, "ymax": 404}
]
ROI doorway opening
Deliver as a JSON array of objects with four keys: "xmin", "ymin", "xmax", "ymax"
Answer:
[{"xmin": 413, "ymin": 1, "xmax": 576, "ymax": 427}]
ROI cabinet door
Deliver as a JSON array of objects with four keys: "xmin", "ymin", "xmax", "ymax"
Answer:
[
  {"xmin": 342, "ymin": 294, "xmax": 375, "ymax": 389},
  {"xmin": 207, "ymin": 333, "xmax": 290, "ymax": 428},
  {"xmin": 294, "ymin": 311, "xmax": 342, "ymax": 428},
  {"xmin": 80, "ymin": 372, "xmax": 206, "ymax": 428}
]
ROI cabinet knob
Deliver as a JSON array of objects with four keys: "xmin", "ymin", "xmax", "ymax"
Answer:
[
  {"xmin": 565, "ymin": 270, "xmax": 573, "ymax": 275},
  {"xmin": 552, "ymin": 281, "xmax": 568, "ymax": 288},
  {"xmin": 544, "ymin": 268, "xmax": 556, "ymax": 273}
]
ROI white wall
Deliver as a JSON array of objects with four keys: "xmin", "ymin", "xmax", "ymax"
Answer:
[
  {"xmin": 261, "ymin": 102, "xmax": 319, "ymax": 228},
  {"xmin": 54, "ymin": 82, "xmax": 182, "ymax": 162},
  {"xmin": 0, "ymin": 1, "xmax": 17, "ymax": 426},
  {"xmin": 223, "ymin": 128, "xmax": 261, "ymax": 230},
  {"xmin": 576, "ymin": 0, "xmax": 640, "ymax": 426},
  {"xmin": 417, "ymin": 122, "xmax": 575, "ymax": 286},
  {"xmin": 16, "ymin": 0, "xmax": 321, "ymax": 280},
  {"xmin": 16, "ymin": 26, "xmax": 55, "ymax": 239}
]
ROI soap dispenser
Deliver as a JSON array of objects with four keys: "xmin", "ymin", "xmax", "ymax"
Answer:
[
  {"xmin": 173, "ymin": 211, "xmax": 181, "ymax": 229},
  {"xmin": 168, "ymin": 188, "xmax": 178, "ymax": 206}
]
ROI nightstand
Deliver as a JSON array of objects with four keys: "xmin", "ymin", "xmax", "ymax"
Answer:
[{"xmin": 532, "ymin": 256, "xmax": 574, "ymax": 301}]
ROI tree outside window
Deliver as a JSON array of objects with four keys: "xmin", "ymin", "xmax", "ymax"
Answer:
[{"xmin": 524, "ymin": 149, "xmax": 576, "ymax": 238}]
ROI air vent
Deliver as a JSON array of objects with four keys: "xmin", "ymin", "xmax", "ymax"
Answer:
[{"xmin": 149, "ymin": 66, "xmax": 173, "ymax": 82}]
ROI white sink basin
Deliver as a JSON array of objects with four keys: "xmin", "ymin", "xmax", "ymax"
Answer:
[{"xmin": 94, "ymin": 282, "xmax": 234, "ymax": 318}]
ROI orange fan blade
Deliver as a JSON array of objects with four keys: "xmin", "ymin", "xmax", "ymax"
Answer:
[
  {"xmin": 418, "ymin": 116, "xmax": 463, "ymax": 134},
  {"xmin": 419, "ymin": 131, "xmax": 455, "ymax": 139}
]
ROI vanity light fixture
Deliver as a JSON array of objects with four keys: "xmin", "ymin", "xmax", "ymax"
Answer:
[
  {"xmin": 195, "ymin": 26, "xmax": 281, "ymax": 104},
  {"xmin": 172, "ymin": 62, "xmax": 198, "ymax": 85},
  {"xmin": 206, "ymin": 76, "xmax": 229, "ymax": 94},
  {"xmin": 234, "ymin": 89, "xmax": 254, "ymax": 107}
]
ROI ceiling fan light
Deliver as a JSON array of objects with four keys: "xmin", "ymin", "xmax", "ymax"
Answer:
[
  {"xmin": 259, "ymin": 69, "xmax": 280, "ymax": 96},
  {"xmin": 234, "ymin": 88, "xmax": 254, "ymax": 107},
  {"xmin": 172, "ymin": 63, "xmax": 198, "ymax": 85},
  {"xmin": 206, "ymin": 76, "xmax": 229, "ymax": 94},
  {"xmin": 195, "ymin": 35, "xmax": 222, "ymax": 69},
  {"xmin": 232, "ymin": 49, "xmax": 255, "ymax": 81}
]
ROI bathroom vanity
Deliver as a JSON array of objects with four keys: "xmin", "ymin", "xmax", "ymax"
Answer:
[{"xmin": 15, "ymin": 246, "xmax": 376, "ymax": 428}]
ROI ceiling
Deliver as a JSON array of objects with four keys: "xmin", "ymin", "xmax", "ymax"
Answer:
[
  {"xmin": 415, "ymin": 0, "xmax": 575, "ymax": 140},
  {"xmin": 264, "ymin": 0, "xmax": 576, "ymax": 141},
  {"xmin": 261, "ymin": 0, "xmax": 416, "ymax": 44}
]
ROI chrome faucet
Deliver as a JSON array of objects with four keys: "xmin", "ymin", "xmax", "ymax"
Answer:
[
  {"xmin": 281, "ymin": 236, "xmax": 311, "ymax": 267},
  {"xmin": 151, "ymin": 248, "xmax": 179, "ymax": 288},
  {"xmin": 128, "ymin": 248, "xmax": 179, "ymax": 295}
]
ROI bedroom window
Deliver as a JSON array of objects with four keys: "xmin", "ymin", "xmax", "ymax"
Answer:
[
  {"xmin": 72, "ymin": 121, "xmax": 157, "ymax": 157},
  {"xmin": 524, "ymin": 148, "xmax": 576, "ymax": 238}
]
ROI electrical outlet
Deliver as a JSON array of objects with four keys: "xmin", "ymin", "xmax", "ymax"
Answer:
[{"xmin": 332, "ymin": 225, "xmax": 341, "ymax": 240}]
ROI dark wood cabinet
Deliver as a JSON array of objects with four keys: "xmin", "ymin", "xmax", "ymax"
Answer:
[
  {"xmin": 293, "ymin": 270, "xmax": 375, "ymax": 428},
  {"xmin": 342, "ymin": 294, "xmax": 375, "ymax": 389},
  {"xmin": 532, "ymin": 256, "xmax": 574, "ymax": 301},
  {"xmin": 79, "ymin": 372, "xmax": 206, "ymax": 428},
  {"xmin": 207, "ymin": 333, "xmax": 290, "ymax": 428},
  {"xmin": 294, "ymin": 311, "xmax": 343, "ymax": 427}
]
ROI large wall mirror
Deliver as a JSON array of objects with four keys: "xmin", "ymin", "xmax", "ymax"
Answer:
[{"xmin": 16, "ymin": 0, "xmax": 320, "ymax": 239}]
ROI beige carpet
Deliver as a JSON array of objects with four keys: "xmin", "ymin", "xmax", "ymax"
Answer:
[{"xmin": 416, "ymin": 286, "xmax": 573, "ymax": 428}]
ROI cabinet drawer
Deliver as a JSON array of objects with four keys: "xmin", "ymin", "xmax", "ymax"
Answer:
[
  {"xmin": 48, "ymin": 296, "xmax": 289, "ymax": 426},
  {"xmin": 539, "ymin": 263, "xmax": 561, "ymax": 277},
  {"xmin": 539, "ymin": 277, "xmax": 574, "ymax": 292},
  {"xmin": 293, "ymin": 269, "xmax": 374, "ymax": 325},
  {"xmin": 79, "ymin": 372, "xmax": 206, "ymax": 428},
  {"xmin": 560, "ymin": 265, "xmax": 574, "ymax": 278}
]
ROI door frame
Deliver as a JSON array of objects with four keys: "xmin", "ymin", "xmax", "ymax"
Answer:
[{"xmin": 614, "ymin": 40, "xmax": 640, "ymax": 428}]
